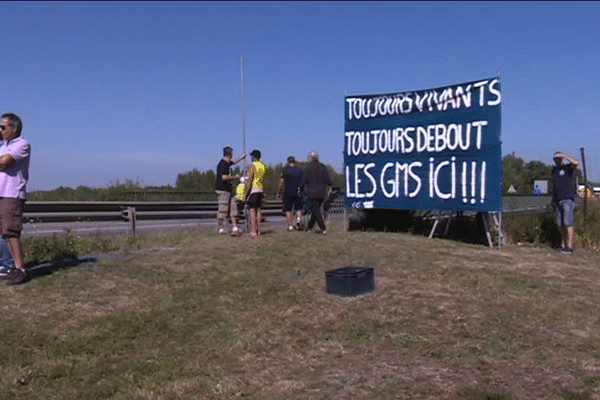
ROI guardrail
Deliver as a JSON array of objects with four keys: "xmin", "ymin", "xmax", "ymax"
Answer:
[
  {"xmin": 21, "ymin": 195, "xmax": 561, "ymax": 224},
  {"xmin": 22, "ymin": 200, "xmax": 288, "ymax": 223}
]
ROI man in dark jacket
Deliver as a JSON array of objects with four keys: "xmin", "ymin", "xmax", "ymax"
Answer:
[
  {"xmin": 299, "ymin": 151, "xmax": 332, "ymax": 234},
  {"xmin": 277, "ymin": 156, "xmax": 304, "ymax": 231}
]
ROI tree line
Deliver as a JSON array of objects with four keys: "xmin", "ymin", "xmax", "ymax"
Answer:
[
  {"xmin": 502, "ymin": 152, "xmax": 584, "ymax": 195},
  {"xmin": 28, "ymin": 154, "xmax": 579, "ymax": 201},
  {"xmin": 28, "ymin": 162, "xmax": 346, "ymax": 201}
]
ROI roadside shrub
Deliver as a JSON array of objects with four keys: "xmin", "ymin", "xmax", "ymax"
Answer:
[
  {"xmin": 505, "ymin": 211, "xmax": 543, "ymax": 245},
  {"xmin": 506, "ymin": 198, "xmax": 600, "ymax": 251},
  {"xmin": 21, "ymin": 231, "xmax": 185, "ymax": 266},
  {"xmin": 23, "ymin": 235, "xmax": 79, "ymax": 265},
  {"xmin": 575, "ymin": 198, "xmax": 600, "ymax": 251},
  {"xmin": 22, "ymin": 234, "xmax": 125, "ymax": 265},
  {"xmin": 505, "ymin": 208, "xmax": 561, "ymax": 248}
]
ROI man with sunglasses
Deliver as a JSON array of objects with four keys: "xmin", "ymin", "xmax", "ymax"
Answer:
[
  {"xmin": 0, "ymin": 113, "xmax": 31, "ymax": 285},
  {"xmin": 215, "ymin": 146, "xmax": 245, "ymax": 235}
]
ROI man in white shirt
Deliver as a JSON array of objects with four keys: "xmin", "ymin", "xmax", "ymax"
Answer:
[{"xmin": 0, "ymin": 113, "xmax": 30, "ymax": 285}]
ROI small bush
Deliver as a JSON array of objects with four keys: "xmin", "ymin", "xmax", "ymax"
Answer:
[
  {"xmin": 22, "ymin": 234, "xmax": 123, "ymax": 265},
  {"xmin": 505, "ymin": 211, "xmax": 560, "ymax": 246},
  {"xmin": 22, "ymin": 235, "xmax": 78, "ymax": 264},
  {"xmin": 575, "ymin": 199, "xmax": 600, "ymax": 251},
  {"xmin": 21, "ymin": 231, "xmax": 187, "ymax": 266},
  {"xmin": 505, "ymin": 198, "xmax": 600, "ymax": 251}
]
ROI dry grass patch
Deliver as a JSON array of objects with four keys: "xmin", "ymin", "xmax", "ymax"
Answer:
[{"xmin": 1, "ymin": 226, "xmax": 600, "ymax": 399}]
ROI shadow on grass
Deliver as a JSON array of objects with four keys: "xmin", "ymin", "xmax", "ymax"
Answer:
[
  {"xmin": 349, "ymin": 209, "xmax": 492, "ymax": 246},
  {"xmin": 23, "ymin": 256, "xmax": 99, "ymax": 282}
]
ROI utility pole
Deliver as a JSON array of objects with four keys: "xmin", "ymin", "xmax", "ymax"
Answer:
[
  {"xmin": 580, "ymin": 147, "xmax": 587, "ymax": 218},
  {"xmin": 240, "ymin": 56, "xmax": 247, "ymax": 173},
  {"xmin": 240, "ymin": 56, "xmax": 249, "ymax": 234}
]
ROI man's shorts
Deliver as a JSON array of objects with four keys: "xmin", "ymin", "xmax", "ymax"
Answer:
[
  {"xmin": 556, "ymin": 198, "xmax": 575, "ymax": 227},
  {"xmin": 247, "ymin": 192, "xmax": 264, "ymax": 210},
  {"xmin": 0, "ymin": 198, "xmax": 24, "ymax": 237},
  {"xmin": 216, "ymin": 190, "xmax": 237, "ymax": 220},
  {"xmin": 283, "ymin": 195, "xmax": 302, "ymax": 212}
]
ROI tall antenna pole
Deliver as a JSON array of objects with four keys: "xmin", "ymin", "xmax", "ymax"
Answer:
[
  {"xmin": 240, "ymin": 55, "xmax": 247, "ymax": 173},
  {"xmin": 581, "ymin": 146, "xmax": 588, "ymax": 218}
]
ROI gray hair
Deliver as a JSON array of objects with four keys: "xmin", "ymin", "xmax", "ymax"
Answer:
[{"xmin": 308, "ymin": 151, "xmax": 319, "ymax": 161}]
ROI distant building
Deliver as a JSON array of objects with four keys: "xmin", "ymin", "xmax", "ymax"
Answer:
[
  {"xmin": 533, "ymin": 180, "xmax": 548, "ymax": 194},
  {"xmin": 508, "ymin": 184, "xmax": 517, "ymax": 194}
]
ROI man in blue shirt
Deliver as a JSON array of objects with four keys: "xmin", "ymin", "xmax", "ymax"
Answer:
[{"xmin": 551, "ymin": 151, "xmax": 579, "ymax": 254}]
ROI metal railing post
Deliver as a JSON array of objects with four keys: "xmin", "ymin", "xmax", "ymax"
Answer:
[{"xmin": 128, "ymin": 206, "xmax": 136, "ymax": 237}]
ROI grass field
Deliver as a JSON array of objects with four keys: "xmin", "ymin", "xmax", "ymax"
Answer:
[{"xmin": 2, "ymin": 224, "xmax": 600, "ymax": 399}]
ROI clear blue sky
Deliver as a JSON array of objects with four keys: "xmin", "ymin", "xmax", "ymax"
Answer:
[{"xmin": 3, "ymin": 1, "xmax": 600, "ymax": 191}]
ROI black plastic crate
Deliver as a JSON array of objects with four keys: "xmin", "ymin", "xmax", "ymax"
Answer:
[{"xmin": 326, "ymin": 266, "xmax": 374, "ymax": 296}]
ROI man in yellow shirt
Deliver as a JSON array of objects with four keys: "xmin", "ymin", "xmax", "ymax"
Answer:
[{"xmin": 245, "ymin": 149, "xmax": 265, "ymax": 237}]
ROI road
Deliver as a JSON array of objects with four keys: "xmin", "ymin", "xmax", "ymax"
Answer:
[
  {"xmin": 22, "ymin": 216, "xmax": 287, "ymax": 237},
  {"xmin": 21, "ymin": 196, "xmax": 556, "ymax": 238}
]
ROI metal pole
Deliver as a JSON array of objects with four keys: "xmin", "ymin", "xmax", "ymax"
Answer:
[
  {"xmin": 240, "ymin": 56, "xmax": 247, "ymax": 173},
  {"xmin": 128, "ymin": 206, "xmax": 137, "ymax": 237},
  {"xmin": 499, "ymin": 211, "xmax": 502, "ymax": 250},
  {"xmin": 580, "ymin": 147, "xmax": 587, "ymax": 218},
  {"xmin": 240, "ymin": 56, "xmax": 248, "ymax": 230}
]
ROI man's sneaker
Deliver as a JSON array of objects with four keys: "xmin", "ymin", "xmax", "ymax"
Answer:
[
  {"xmin": 560, "ymin": 247, "xmax": 573, "ymax": 255},
  {"xmin": 295, "ymin": 218, "xmax": 301, "ymax": 230},
  {"xmin": 0, "ymin": 265, "xmax": 14, "ymax": 277},
  {"xmin": 230, "ymin": 226, "xmax": 241, "ymax": 236},
  {"xmin": 288, "ymin": 225, "xmax": 294, "ymax": 231},
  {"xmin": 5, "ymin": 268, "xmax": 26, "ymax": 285},
  {"xmin": 218, "ymin": 228, "xmax": 226, "ymax": 234}
]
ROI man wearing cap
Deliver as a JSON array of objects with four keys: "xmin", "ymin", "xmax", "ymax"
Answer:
[
  {"xmin": 551, "ymin": 151, "xmax": 579, "ymax": 254},
  {"xmin": 215, "ymin": 146, "xmax": 245, "ymax": 235},
  {"xmin": 245, "ymin": 150, "xmax": 265, "ymax": 237},
  {"xmin": 277, "ymin": 156, "xmax": 303, "ymax": 231},
  {"xmin": 299, "ymin": 151, "xmax": 332, "ymax": 234}
]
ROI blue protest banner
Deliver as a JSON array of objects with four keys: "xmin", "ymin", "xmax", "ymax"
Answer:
[{"xmin": 344, "ymin": 78, "xmax": 502, "ymax": 212}]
